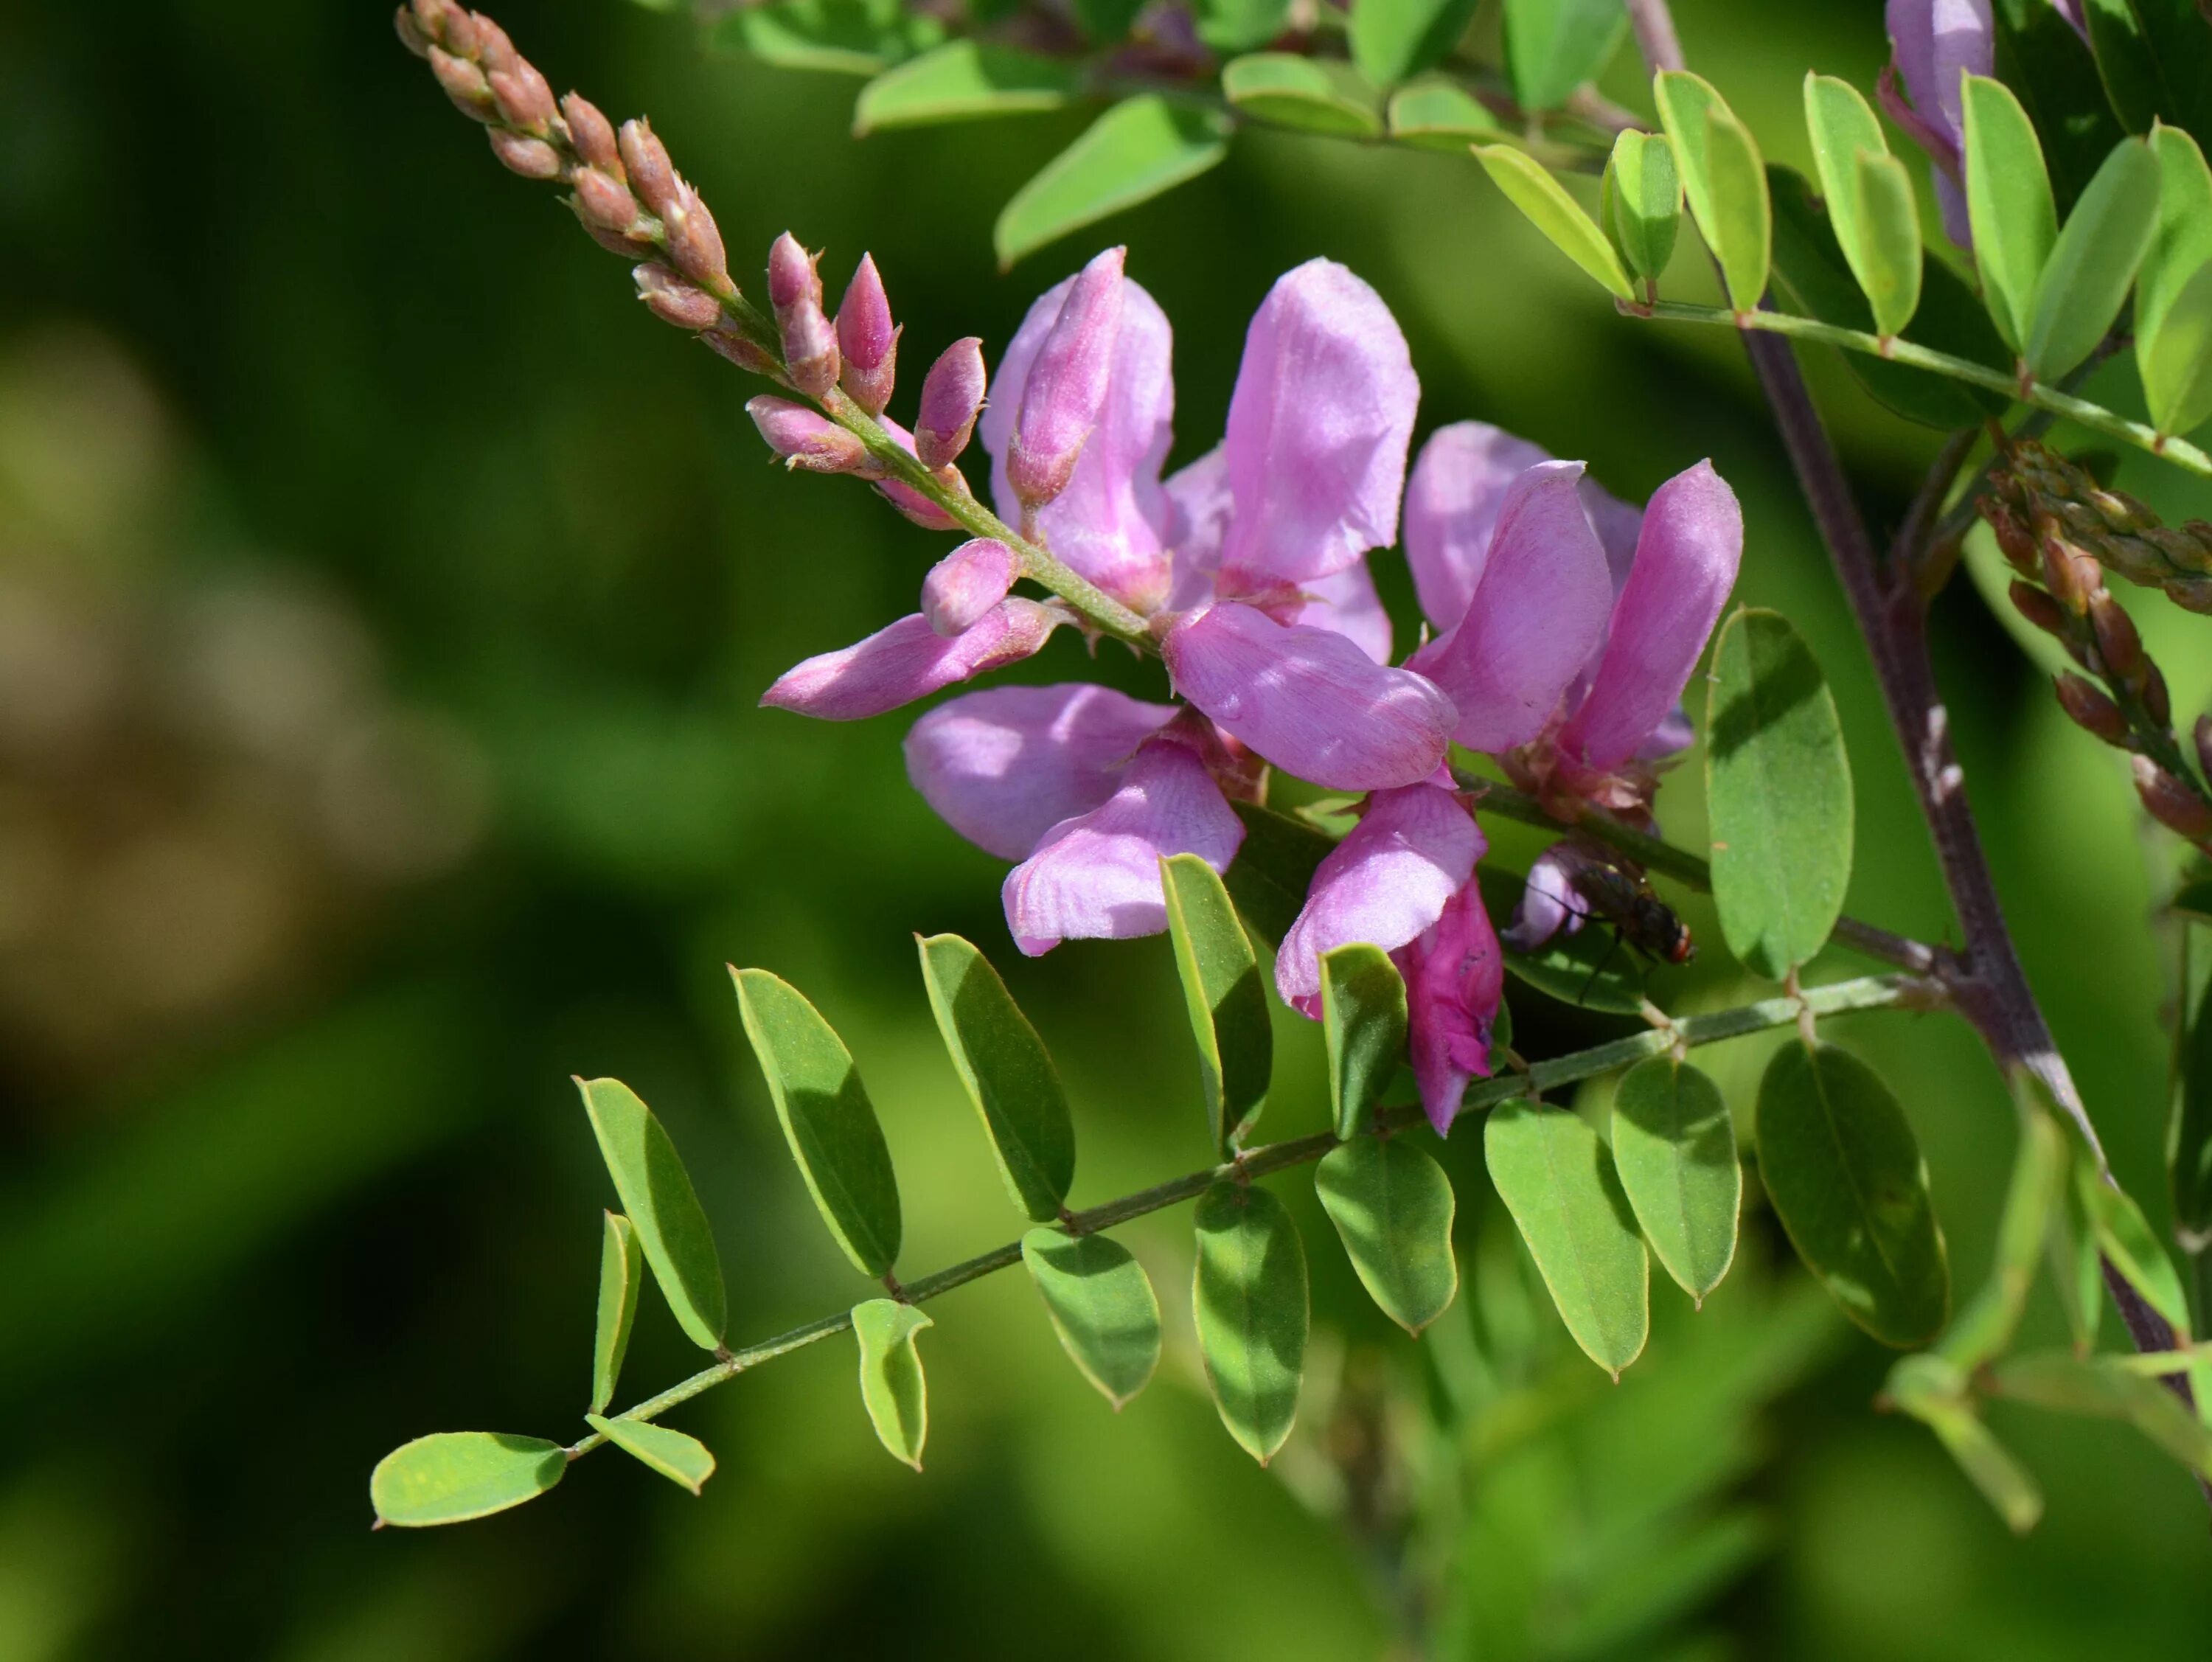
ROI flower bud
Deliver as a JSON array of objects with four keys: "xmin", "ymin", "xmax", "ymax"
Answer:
[
  {"xmin": 561, "ymin": 93, "xmax": 621, "ymax": 176},
  {"xmin": 875, "ymin": 476, "xmax": 964, "ymax": 531},
  {"xmin": 471, "ymin": 15, "xmax": 518, "ymax": 75},
  {"xmin": 837, "ymin": 254, "xmax": 898, "ymax": 416},
  {"xmin": 703, "ymin": 327, "xmax": 783, "ymax": 378},
  {"xmin": 2039, "ymin": 532, "xmax": 2098, "ymax": 614},
  {"xmin": 634, "ymin": 263, "xmax": 723, "ymax": 331},
  {"xmin": 748, "ymin": 396, "xmax": 873, "ymax": 475},
  {"xmin": 584, "ymin": 223, "xmax": 654, "ymax": 260},
  {"xmin": 2134, "ymin": 755, "xmax": 2212, "ymax": 838},
  {"xmin": 2087, "ymin": 591, "xmax": 2144, "ymax": 681},
  {"xmin": 915, "ymin": 337, "xmax": 987, "ymax": 470},
  {"xmin": 2145, "ymin": 661, "xmax": 2173, "ymax": 728},
  {"xmin": 617, "ymin": 118, "xmax": 680, "ymax": 219},
  {"xmin": 2055, "ymin": 674, "xmax": 2129, "ymax": 746},
  {"xmin": 394, "ymin": 6, "xmax": 433, "ymax": 58},
  {"xmin": 488, "ymin": 63, "xmax": 557, "ymax": 135},
  {"xmin": 661, "ymin": 186, "xmax": 729, "ymax": 293},
  {"xmin": 768, "ymin": 236, "xmax": 837, "ymax": 396},
  {"xmin": 1007, "ymin": 246, "xmax": 1124, "ymax": 510},
  {"xmin": 488, "ymin": 128, "xmax": 562, "ymax": 180},
  {"xmin": 571, "ymin": 167, "xmax": 641, "ymax": 235},
  {"xmin": 2196, "ymin": 714, "xmax": 2212, "ymax": 784},
  {"xmin": 428, "ymin": 46, "xmax": 494, "ymax": 118},
  {"xmin": 922, "ymin": 538, "xmax": 1019, "ymax": 637},
  {"xmin": 768, "ymin": 232, "xmax": 821, "ymax": 313},
  {"xmin": 416, "ymin": 0, "xmax": 473, "ymax": 54},
  {"xmin": 1980, "ymin": 495, "xmax": 2038, "ymax": 574},
  {"xmin": 2008, "ymin": 579, "xmax": 2067, "ymax": 639}
]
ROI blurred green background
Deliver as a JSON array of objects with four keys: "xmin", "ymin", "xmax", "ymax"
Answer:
[{"xmin": 3, "ymin": 0, "xmax": 2211, "ymax": 1655}]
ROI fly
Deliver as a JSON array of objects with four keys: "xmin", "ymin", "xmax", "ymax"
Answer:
[{"xmin": 1568, "ymin": 858, "xmax": 1697, "ymax": 967}]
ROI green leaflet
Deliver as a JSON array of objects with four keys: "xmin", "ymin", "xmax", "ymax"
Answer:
[
  {"xmin": 1963, "ymin": 72, "xmax": 2058, "ymax": 354},
  {"xmin": 1601, "ymin": 129, "xmax": 1681, "ymax": 285},
  {"xmin": 2026, "ymin": 136, "xmax": 2161, "ymax": 381},
  {"xmin": 1704, "ymin": 608, "xmax": 1854, "ymax": 980},
  {"xmin": 1484, "ymin": 1099, "xmax": 1649, "ymax": 1377},
  {"xmin": 1655, "ymin": 72, "xmax": 1770, "ymax": 312},
  {"xmin": 853, "ymin": 41, "xmax": 1079, "ymax": 133},
  {"xmin": 994, "ymin": 97, "xmax": 1232, "ymax": 269},
  {"xmin": 1500, "ymin": 0, "xmax": 1628, "ymax": 112},
  {"xmin": 2143, "ymin": 261, "xmax": 2212, "ymax": 437},
  {"xmin": 590, "ymin": 1211, "xmax": 642, "ymax": 1416},
  {"xmin": 852, "ymin": 1298, "xmax": 933, "ymax": 1470},
  {"xmin": 1385, "ymin": 80, "xmax": 1500, "ymax": 150},
  {"xmin": 585, "ymin": 1415, "xmax": 716, "ymax": 1495},
  {"xmin": 1851, "ymin": 150, "xmax": 1924, "ymax": 338},
  {"xmin": 1755, "ymin": 1043, "xmax": 1949, "ymax": 1347},
  {"xmin": 1320, "ymin": 945, "xmax": 1408, "ymax": 1139},
  {"xmin": 1222, "ymin": 54, "xmax": 1383, "ymax": 139},
  {"xmin": 1349, "ymin": 0, "xmax": 1482, "ymax": 88},
  {"xmin": 1476, "ymin": 865, "xmax": 1647, "ymax": 1015},
  {"xmin": 1192, "ymin": 1181, "xmax": 1310, "ymax": 1464},
  {"xmin": 1161, "ymin": 854, "xmax": 1273, "ymax": 1155},
  {"xmin": 1885, "ymin": 1355, "xmax": 2044, "ymax": 1533},
  {"xmin": 1802, "ymin": 73, "xmax": 1889, "ymax": 290},
  {"xmin": 369, "ymin": 1432, "xmax": 567, "ymax": 1529},
  {"xmin": 1315, "ymin": 1136, "xmax": 1459, "ymax": 1335},
  {"xmin": 1992, "ymin": 1352, "xmax": 2212, "ymax": 1475},
  {"xmin": 1475, "ymin": 145, "xmax": 1635, "ymax": 302},
  {"xmin": 1225, "ymin": 801, "xmax": 1336, "ymax": 942},
  {"xmin": 2138, "ymin": 124, "xmax": 2212, "ymax": 434},
  {"xmin": 1192, "ymin": 0, "xmax": 1293, "ymax": 53},
  {"xmin": 731, "ymin": 967, "xmax": 903, "ymax": 1279},
  {"xmin": 916, "ymin": 933, "xmax": 1076, "ymax": 1223},
  {"xmin": 2073, "ymin": 1139, "xmax": 2193, "ymax": 1338},
  {"xmin": 1609, "ymin": 1057, "xmax": 1741, "ymax": 1304},
  {"xmin": 575, "ymin": 1077, "xmax": 729, "ymax": 1351},
  {"xmin": 709, "ymin": 0, "xmax": 945, "ymax": 77},
  {"xmin": 1021, "ymin": 1228, "xmax": 1163, "ymax": 1408},
  {"xmin": 1937, "ymin": 1096, "xmax": 2064, "ymax": 1371}
]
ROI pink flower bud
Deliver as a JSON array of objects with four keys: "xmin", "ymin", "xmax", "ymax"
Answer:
[
  {"xmin": 915, "ymin": 336, "xmax": 987, "ymax": 470},
  {"xmin": 561, "ymin": 93, "xmax": 620, "ymax": 175},
  {"xmin": 394, "ymin": 7, "xmax": 433, "ymax": 58},
  {"xmin": 618, "ymin": 118, "xmax": 680, "ymax": 219},
  {"xmin": 584, "ymin": 223, "xmax": 654, "ymax": 260},
  {"xmin": 2007, "ymin": 579, "xmax": 2066, "ymax": 639},
  {"xmin": 768, "ymin": 232, "xmax": 821, "ymax": 313},
  {"xmin": 472, "ymin": 16, "xmax": 518, "ymax": 75},
  {"xmin": 837, "ymin": 254, "xmax": 898, "ymax": 416},
  {"xmin": 1007, "ymin": 246, "xmax": 1125, "ymax": 511},
  {"xmin": 489, "ymin": 63, "xmax": 555, "ymax": 134},
  {"xmin": 428, "ymin": 46, "xmax": 494, "ymax": 119},
  {"xmin": 769, "ymin": 236, "xmax": 836, "ymax": 396},
  {"xmin": 487, "ymin": 128, "xmax": 562, "ymax": 180},
  {"xmin": 408, "ymin": 0, "xmax": 461, "ymax": 45},
  {"xmin": 661, "ymin": 186, "xmax": 729, "ymax": 291},
  {"xmin": 2088, "ymin": 592, "xmax": 2144, "ymax": 681},
  {"xmin": 2055, "ymin": 674, "xmax": 2128, "ymax": 746},
  {"xmin": 922, "ymin": 538, "xmax": 1019, "ymax": 636},
  {"xmin": 2145, "ymin": 661, "xmax": 2173, "ymax": 728},
  {"xmin": 704, "ymin": 327, "xmax": 783, "ymax": 378},
  {"xmin": 426, "ymin": 0, "xmax": 476, "ymax": 55},
  {"xmin": 634, "ymin": 263, "xmax": 723, "ymax": 331},
  {"xmin": 571, "ymin": 167, "xmax": 641, "ymax": 234},
  {"xmin": 2135, "ymin": 755, "xmax": 2212, "ymax": 838},
  {"xmin": 748, "ymin": 396, "xmax": 873, "ymax": 475}
]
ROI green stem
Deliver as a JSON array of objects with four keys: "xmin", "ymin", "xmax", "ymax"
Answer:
[
  {"xmin": 568, "ymin": 970, "xmax": 1933, "ymax": 1457},
  {"xmin": 1632, "ymin": 300, "xmax": 2212, "ymax": 481}
]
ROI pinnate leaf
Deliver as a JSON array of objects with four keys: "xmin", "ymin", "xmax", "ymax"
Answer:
[
  {"xmin": 1315, "ymin": 1136, "xmax": 1459, "ymax": 1335},
  {"xmin": 371, "ymin": 1433, "xmax": 566, "ymax": 1529},
  {"xmin": 1022, "ymin": 1228, "xmax": 1163, "ymax": 1408},
  {"xmin": 994, "ymin": 97, "xmax": 1231, "ymax": 270},
  {"xmin": 1161, "ymin": 854, "xmax": 1272, "ymax": 1155},
  {"xmin": 590, "ymin": 1211, "xmax": 641, "ymax": 1416},
  {"xmin": 1192, "ymin": 1181, "xmax": 1310, "ymax": 1464},
  {"xmin": 585, "ymin": 1415, "xmax": 716, "ymax": 1495},
  {"xmin": 575, "ymin": 1077, "xmax": 728, "ymax": 1351},
  {"xmin": 1610, "ymin": 1057, "xmax": 1740, "ymax": 1303},
  {"xmin": 852, "ymin": 1298, "xmax": 933, "ymax": 1470},
  {"xmin": 1321, "ymin": 945, "xmax": 1408, "ymax": 1139}
]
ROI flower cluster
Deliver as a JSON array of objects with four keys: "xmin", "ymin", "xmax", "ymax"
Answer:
[{"xmin": 759, "ymin": 251, "xmax": 1743, "ymax": 1132}]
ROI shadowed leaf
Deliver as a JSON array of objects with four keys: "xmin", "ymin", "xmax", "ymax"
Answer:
[
  {"xmin": 1610, "ymin": 1057, "xmax": 1740, "ymax": 1302},
  {"xmin": 1022, "ymin": 1228, "xmax": 1163, "ymax": 1407},
  {"xmin": 575, "ymin": 1077, "xmax": 728, "ymax": 1351},
  {"xmin": 1316, "ymin": 1136, "xmax": 1458, "ymax": 1334},
  {"xmin": 852, "ymin": 1298, "xmax": 933, "ymax": 1470},
  {"xmin": 1193, "ymin": 1181, "xmax": 1309, "ymax": 1463}
]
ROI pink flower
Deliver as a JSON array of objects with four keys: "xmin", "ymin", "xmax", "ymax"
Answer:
[
  {"xmin": 1880, "ymin": 0, "xmax": 1992, "ymax": 247},
  {"xmin": 1396, "ymin": 880, "xmax": 1505, "ymax": 1134}
]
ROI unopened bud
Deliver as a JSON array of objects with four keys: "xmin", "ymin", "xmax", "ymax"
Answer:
[
  {"xmin": 561, "ymin": 93, "xmax": 621, "ymax": 175},
  {"xmin": 837, "ymin": 254, "xmax": 897, "ymax": 416},
  {"xmin": 768, "ymin": 232, "xmax": 821, "ymax": 313},
  {"xmin": 428, "ymin": 46, "xmax": 494, "ymax": 118},
  {"xmin": 768, "ymin": 235, "xmax": 837, "ymax": 396},
  {"xmin": 2195, "ymin": 713, "xmax": 2212, "ymax": 783},
  {"xmin": 2008, "ymin": 579, "xmax": 2067, "ymax": 639},
  {"xmin": 1981, "ymin": 495, "xmax": 2038, "ymax": 574},
  {"xmin": 2039, "ymin": 534, "xmax": 2098, "ymax": 614},
  {"xmin": 915, "ymin": 336, "xmax": 987, "ymax": 470},
  {"xmin": 487, "ymin": 128, "xmax": 562, "ymax": 180},
  {"xmin": 488, "ymin": 63, "xmax": 557, "ymax": 135},
  {"xmin": 876, "ymin": 476, "xmax": 965, "ymax": 531},
  {"xmin": 2087, "ymin": 592, "xmax": 2144, "ymax": 681},
  {"xmin": 2145, "ymin": 661, "xmax": 2173, "ymax": 728},
  {"xmin": 571, "ymin": 167, "xmax": 641, "ymax": 234},
  {"xmin": 2134, "ymin": 755, "xmax": 2212, "ymax": 838},
  {"xmin": 703, "ymin": 327, "xmax": 784, "ymax": 379},
  {"xmin": 633, "ymin": 263, "xmax": 723, "ymax": 331},
  {"xmin": 617, "ymin": 118, "xmax": 679, "ymax": 219},
  {"xmin": 2055, "ymin": 674, "xmax": 2129, "ymax": 746},
  {"xmin": 1007, "ymin": 246, "xmax": 1124, "ymax": 510},
  {"xmin": 748, "ymin": 396, "xmax": 873, "ymax": 475},
  {"xmin": 922, "ymin": 538, "xmax": 1019, "ymax": 636},
  {"xmin": 413, "ymin": 0, "xmax": 472, "ymax": 52},
  {"xmin": 584, "ymin": 224, "xmax": 654, "ymax": 260},
  {"xmin": 394, "ymin": 6, "xmax": 433, "ymax": 58},
  {"xmin": 470, "ymin": 15, "xmax": 518, "ymax": 74},
  {"xmin": 661, "ymin": 187, "xmax": 729, "ymax": 292}
]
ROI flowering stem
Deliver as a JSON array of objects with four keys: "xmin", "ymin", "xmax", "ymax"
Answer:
[
  {"xmin": 1631, "ymin": 300, "xmax": 2212, "ymax": 480},
  {"xmin": 565, "ymin": 971, "xmax": 1930, "ymax": 1456}
]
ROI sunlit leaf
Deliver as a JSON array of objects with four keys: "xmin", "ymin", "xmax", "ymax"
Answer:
[
  {"xmin": 1222, "ymin": 54, "xmax": 1383, "ymax": 138},
  {"xmin": 1755, "ymin": 1042, "xmax": 1948, "ymax": 1347},
  {"xmin": 710, "ymin": 0, "xmax": 945, "ymax": 76},
  {"xmin": 2026, "ymin": 136, "xmax": 2161, "ymax": 381},
  {"xmin": 917, "ymin": 933, "xmax": 1075, "ymax": 1223},
  {"xmin": 585, "ymin": 1415, "xmax": 716, "ymax": 1495},
  {"xmin": 1349, "ymin": 0, "xmax": 1481, "ymax": 88},
  {"xmin": 853, "ymin": 41, "xmax": 1079, "ymax": 133},
  {"xmin": 852, "ymin": 1298, "xmax": 933, "ymax": 1470},
  {"xmin": 1161, "ymin": 854, "xmax": 1273, "ymax": 1155},
  {"xmin": 575, "ymin": 1077, "xmax": 728, "ymax": 1351},
  {"xmin": 1475, "ymin": 145, "xmax": 1636, "ymax": 301},
  {"xmin": 1021, "ymin": 1228, "xmax": 1162, "ymax": 1408},
  {"xmin": 1963, "ymin": 72, "xmax": 2058, "ymax": 353},
  {"xmin": 1655, "ymin": 72, "xmax": 1770, "ymax": 311},
  {"xmin": 1386, "ymin": 79, "xmax": 1500, "ymax": 150},
  {"xmin": 1851, "ymin": 151, "xmax": 1924, "ymax": 338},
  {"xmin": 1225, "ymin": 802, "xmax": 1335, "ymax": 942},
  {"xmin": 590, "ymin": 1211, "xmax": 641, "ymax": 1416},
  {"xmin": 1602, "ymin": 128, "xmax": 1680, "ymax": 285},
  {"xmin": 1315, "ymin": 1136, "xmax": 1458, "ymax": 1335},
  {"xmin": 994, "ymin": 96, "xmax": 1232, "ymax": 269},
  {"xmin": 1192, "ymin": 1181, "xmax": 1309, "ymax": 1464},
  {"xmin": 731, "ymin": 968, "xmax": 902, "ymax": 1279},
  {"xmin": 1321, "ymin": 945, "xmax": 1408, "ymax": 1139},
  {"xmin": 1484, "ymin": 1099, "xmax": 1649, "ymax": 1376},
  {"xmin": 370, "ymin": 1433, "xmax": 566, "ymax": 1529},
  {"xmin": 2143, "ymin": 262, "xmax": 2212, "ymax": 437},
  {"xmin": 1802, "ymin": 72, "xmax": 1888, "ymax": 281},
  {"xmin": 1500, "ymin": 0, "xmax": 1628, "ymax": 111},
  {"xmin": 1610, "ymin": 1057, "xmax": 1740, "ymax": 1303},
  {"xmin": 1705, "ymin": 608, "xmax": 1854, "ymax": 980},
  {"xmin": 2139, "ymin": 125, "xmax": 2212, "ymax": 342}
]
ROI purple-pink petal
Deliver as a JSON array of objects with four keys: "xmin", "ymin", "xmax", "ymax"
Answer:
[
  {"xmin": 761, "ymin": 602, "xmax": 1060, "ymax": 722},
  {"xmin": 1402, "ymin": 422, "xmax": 1554, "ymax": 632},
  {"xmin": 1407, "ymin": 460, "xmax": 1614, "ymax": 754},
  {"xmin": 1557, "ymin": 460, "xmax": 1742, "ymax": 773},
  {"xmin": 1004, "ymin": 247, "xmax": 1129, "ymax": 512},
  {"xmin": 921, "ymin": 538, "xmax": 1018, "ymax": 637},
  {"xmin": 1164, "ymin": 601, "xmax": 1455, "ymax": 790},
  {"xmin": 1393, "ymin": 879, "xmax": 1503, "ymax": 1135},
  {"xmin": 1500, "ymin": 845, "xmax": 1584, "ymax": 952},
  {"xmin": 1275, "ymin": 783, "xmax": 1480, "ymax": 1015},
  {"xmin": 1288, "ymin": 560, "xmax": 1394, "ymax": 666},
  {"xmin": 1214, "ymin": 260, "xmax": 1419, "ymax": 592},
  {"xmin": 1001, "ymin": 737, "xmax": 1243, "ymax": 954},
  {"xmin": 903, "ymin": 683, "xmax": 1179, "ymax": 860}
]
